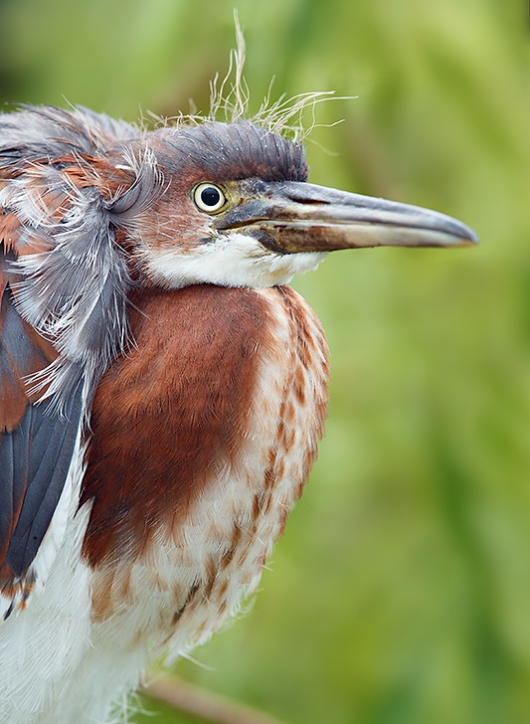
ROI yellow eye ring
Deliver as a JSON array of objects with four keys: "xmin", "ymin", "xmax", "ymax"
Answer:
[{"xmin": 193, "ymin": 183, "xmax": 226, "ymax": 214}]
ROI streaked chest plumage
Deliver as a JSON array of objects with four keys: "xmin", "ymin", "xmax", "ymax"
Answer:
[
  {"xmin": 85, "ymin": 283, "xmax": 329, "ymax": 644},
  {"xmin": 0, "ymin": 283, "xmax": 328, "ymax": 724}
]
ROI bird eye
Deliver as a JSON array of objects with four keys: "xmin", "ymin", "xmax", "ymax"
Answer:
[{"xmin": 193, "ymin": 183, "xmax": 226, "ymax": 214}]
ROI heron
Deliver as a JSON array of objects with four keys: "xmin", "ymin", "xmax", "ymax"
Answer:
[{"xmin": 0, "ymin": 101, "xmax": 477, "ymax": 723}]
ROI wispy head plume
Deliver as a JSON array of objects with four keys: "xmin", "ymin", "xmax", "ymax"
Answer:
[{"xmin": 207, "ymin": 11, "xmax": 339, "ymax": 141}]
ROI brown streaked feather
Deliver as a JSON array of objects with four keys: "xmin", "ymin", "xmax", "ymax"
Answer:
[
  {"xmin": 81, "ymin": 284, "xmax": 271, "ymax": 567},
  {"xmin": 85, "ymin": 285, "xmax": 329, "ymax": 637},
  {"xmin": 0, "ymin": 213, "xmax": 23, "ymax": 251},
  {"xmin": 54, "ymin": 154, "xmax": 134, "ymax": 199}
]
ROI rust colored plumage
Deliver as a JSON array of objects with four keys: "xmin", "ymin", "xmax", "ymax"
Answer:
[
  {"xmin": 85, "ymin": 282, "xmax": 329, "ymax": 633},
  {"xmin": 81, "ymin": 284, "xmax": 272, "ymax": 567}
]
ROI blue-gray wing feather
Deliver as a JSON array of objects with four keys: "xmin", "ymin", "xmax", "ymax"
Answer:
[{"xmin": 2, "ymin": 386, "xmax": 83, "ymax": 578}]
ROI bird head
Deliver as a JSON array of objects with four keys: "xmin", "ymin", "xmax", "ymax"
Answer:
[
  {"xmin": 116, "ymin": 119, "xmax": 477, "ymax": 290},
  {"xmin": 0, "ymin": 106, "xmax": 477, "ymax": 409}
]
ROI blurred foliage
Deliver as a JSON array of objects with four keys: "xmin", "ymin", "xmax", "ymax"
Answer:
[{"xmin": 1, "ymin": 0, "xmax": 529, "ymax": 722}]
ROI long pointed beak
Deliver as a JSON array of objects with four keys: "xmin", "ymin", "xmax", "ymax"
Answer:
[{"xmin": 214, "ymin": 180, "xmax": 478, "ymax": 253}]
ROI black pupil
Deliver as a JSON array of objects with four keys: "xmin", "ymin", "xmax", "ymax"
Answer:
[{"xmin": 201, "ymin": 187, "xmax": 221, "ymax": 207}]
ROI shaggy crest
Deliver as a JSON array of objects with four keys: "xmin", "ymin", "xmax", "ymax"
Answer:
[
  {"xmin": 210, "ymin": 14, "xmax": 337, "ymax": 140},
  {"xmin": 0, "ymin": 22, "xmax": 334, "ymax": 418},
  {"xmin": 147, "ymin": 13, "xmax": 339, "ymax": 142}
]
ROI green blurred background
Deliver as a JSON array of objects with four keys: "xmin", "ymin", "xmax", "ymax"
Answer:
[{"xmin": 1, "ymin": 1, "xmax": 529, "ymax": 722}]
